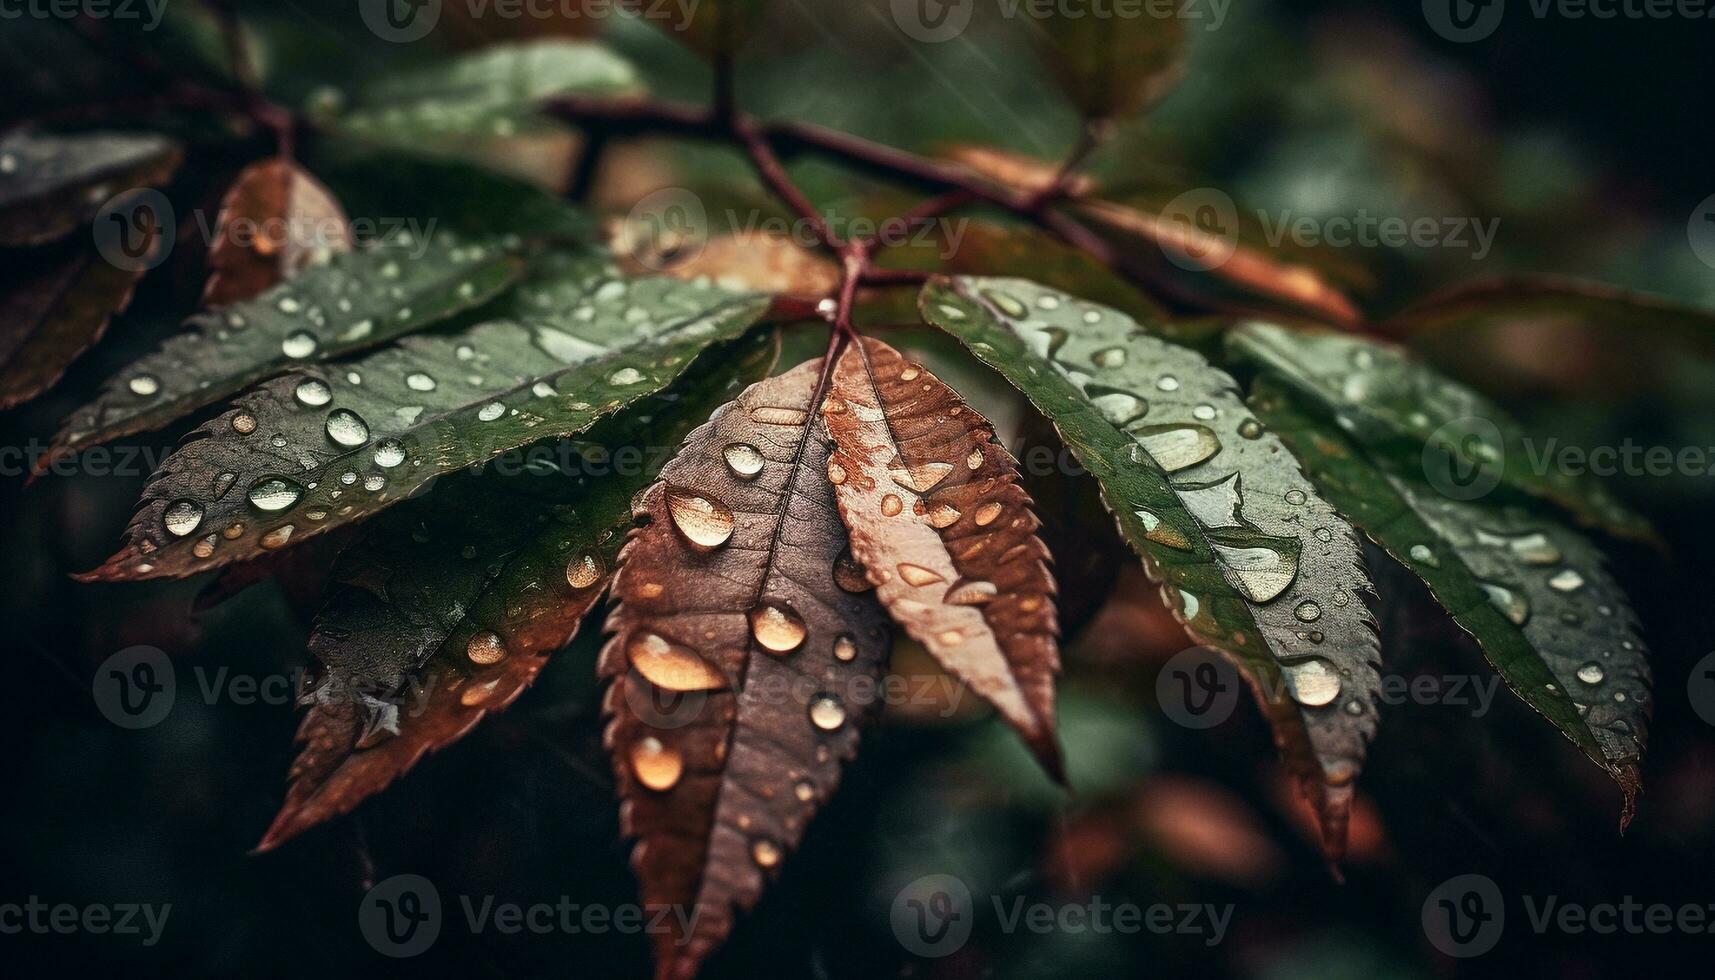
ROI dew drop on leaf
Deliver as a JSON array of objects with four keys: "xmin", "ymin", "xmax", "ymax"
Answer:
[
  {"xmin": 127, "ymin": 375, "xmax": 159, "ymax": 396},
  {"xmin": 565, "ymin": 551, "xmax": 604, "ymax": 590},
  {"xmin": 1287, "ymin": 657, "xmax": 1342, "ymax": 707},
  {"xmin": 466, "ymin": 630, "xmax": 507, "ymax": 665},
  {"xmin": 324, "ymin": 409, "xmax": 370, "ymax": 447},
  {"xmin": 162, "ymin": 500, "xmax": 204, "ymax": 537},
  {"xmin": 896, "ymin": 563, "xmax": 945, "ymax": 587},
  {"xmin": 259, "ymin": 524, "xmax": 295, "ymax": 549},
  {"xmin": 281, "ymin": 330, "xmax": 318, "ymax": 358},
  {"xmin": 665, "ymin": 488, "xmax": 735, "ymax": 549},
  {"xmin": 749, "ymin": 603, "xmax": 807, "ymax": 654},
  {"xmin": 627, "ymin": 632, "xmax": 726, "ymax": 691},
  {"xmin": 832, "ymin": 634, "xmax": 857, "ymax": 662},
  {"xmin": 751, "ymin": 839, "xmax": 782, "ymax": 868},
  {"xmin": 807, "ymin": 694, "xmax": 846, "ymax": 731},
  {"xmin": 945, "ymin": 578, "xmax": 999, "ymax": 605},
  {"xmin": 406, "ymin": 372, "xmax": 436, "ymax": 392},
  {"xmin": 630, "ymin": 736, "xmax": 683, "ymax": 791},
  {"xmin": 293, "ymin": 379, "xmax": 331, "ymax": 407},
  {"xmin": 1293, "ymin": 600, "xmax": 1323, "ymax": 623},
  {"xmin": 373, "ymin": 439, "xmax": 406, "ymax": 468},
  {"xmin": 723, "ymin": 443, "xmax": 765, "ymax": 480},
  {"xmin": 1577, "ymin": 662, "xmax": 1606, "ymax": 685},
  {"xmin": 247, "ymin": 477, "xmax": 303, "ymax": 512}
]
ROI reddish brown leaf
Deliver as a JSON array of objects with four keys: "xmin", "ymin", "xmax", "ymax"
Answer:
[
  {"xmin": 611, "ymin": 226, "xmax": 840, "ymax": 301},
  {"xmin": 201, "ymin": 158, "xmax": 351, "ymax": 308},
  {"xmin": 823, "ymin": 337, "xmax": 1063, "ymax": 779},
  {"xmin": 601, "ymin": 358, "xmax": 891, "ymax": 980},
  {"xmin": 0, "ymin": 240, "xmax": 145, "ymax": 409}
]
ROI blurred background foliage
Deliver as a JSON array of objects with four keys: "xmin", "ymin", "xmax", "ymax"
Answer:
[{"xmin": 3, "ymin": 1, "xmax": 1714, "ymax": 977}]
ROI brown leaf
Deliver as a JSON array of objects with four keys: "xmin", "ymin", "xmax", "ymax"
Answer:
[
  {"xmin": 1077, "ymin": 198, "xmax": 1362, "ymax": 326},
  {"xmin": 0, "ymin": 240, "xmax": 145, "ymax": 409},
  {"xmin": 600, "ymin": 358, "xmax": 891, "ymax": 980},
  {"xmin": 939, "ymin": 144, "xmax": 1099, "ymax": 198},
  {"xmin": 201, "ymin": 158, "xmax": 351, "ymax": 309},
  {"xmin": 610, "ymin": 225, "xmax": 839, "ymax": 301},
  {"xmin": 824, "ymin": 337, "xmax": 1062, "ymax": 779}
]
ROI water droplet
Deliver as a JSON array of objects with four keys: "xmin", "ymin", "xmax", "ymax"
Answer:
[
  {"xmin": 899, "ymin": 364, "xmax": 923, "ymax": 381},
  {"xmin": 887, "ymin": 459, "xmax": 953, "ymax": 493},
  {"xmin": 476, "ymin": 401, "xmax": 505, "ymax": 422},
  {"xmin": 1480, "ymin": 582, "xmax": 1530, "ymax": 625},
  {"xmin": 467, "ymin": 630, "xmax": 507, "ymax": 664},
  {"xmin": 827, "ymin": 460, "xmax": 847, "ymax": 485},
  {"xmin": 222, "ymin": 522, "xmax": 245, "ymax": 540},
  {"xmin": 247, "ymin": 477, "xmax": 303, "ymax": 512},
  {"xmin": 724, "ymin": 443, "xmax": 765, "ymax": 479},
  {"xmin": 1313, "ymin": 527, "xmax": 1333, "ymax": 542},
  {"xmin": 1090, "ymin": 391, "xmax": 1147, "ymax": 425},
  {"xmin": 192, "ymin": 535, "xmax": 217, "ymax": 559},
  {"xmin": 897, "ymin": 563, "xmax": 945, "ymax": 587},
  {"xmin": 1193, "ymin": 404, "xmax": 1217, "ymax": 421},
  {"xmin": 1284, "ymin": 489, "xmax": 1307, "ymax": 506},
  {"xmin": 833, "ymin": 634, "xmax": 857, "ymax": 661},
  {"xmin": 983, "ymin": 289, "xmax": 1028, "ymax": 317},
  {"xmin": 325, "ymin": 409, "xmax": 370, "ymax": 447},
  {"xmin": 609, "ymin": 366, "xmax": 644, "ymax": 386},
  {"xmin": 880, "ymin": 494, "xmax": 903, "ymax": 517},
  {"xmin": 281, "ymin": 331, "xmax": 318, "ymax": 358},
  {"xmin": 260, "ymin": 524, "xmax": 295, "ymax": 549},
  {"xmin": 127, "ymin": 375, "xmax": 159, "ymax": 396},
  {"xmin": 1409, "ymin": 544, "xmax": 1439, "ymax": 567},
  {"xmin": 794, "ymin": 780, "xmax": 816, "ymax": 801},
  {"xmin": 406, "ymin": 372, "xmax": 436, "ymax": 392},
  {"xmin": 630, "ymin": 736, "xmax": 682, "ymax": 791},
  {"xmin": 1237, "ymin": 419, "xmax": 1264, "ymax": 439},
  {"xmin": 1179, "ymin": 473, "xmax": 1242, "ymax": 528},
  {"xmin": 1213, "ymin": 544, "xmax": 1299, "ymax": 603},
  {"xmin": 1287, "ymin": 658, "xmax": 1341, "ymax": 707},
  {"xmin": 925, "ymin": 502, "xmax": 962, "ymax": 528},
  {"xmin": 749, "ymin": 405, "xmax": 808, "ymax": 426},
  {"xmin": 565, "ymin": 551, "xmax": 604, "ymax": 590},
  {"xmin": 1131, "ymin": 424, "xmax": 1220, "ymax": 473},
  {"xmin": 293, "ymin": 378, "xmax": 331, "ymax": 406},
  {"xmin": 532, "ymin": 381, "xmax": 556, "ymax": 398},
  {"xmin": 1548, "ymin": 569, "xmax": 1586, "ymax": 593},
  {"xmin": 1036, "ymin": 294, "xmax": 1062, "ymax": 310},
  {"xmin": 162, "ymin": 500, "xmax": 203, "ymax": 536},
  {"xmin": 373, "ymin": 439, "xmax": 406, "ymax": 468},
  {"xmin": 1576, "ymin": 662, "xmax": 1605, "ymax": 685},
  {"xmin": 808, "ymin": 694, "xmax": 847, "ymax": 730},
  {"xmin": 628, "ymin": 632, "xmax": 726, "ymax": 690},
  {"xmin": 363, "ymin": 474, "xmax": 386, "ymax": 491},
  {"xmin": 972, "ymin": 501, "xmax": 1004, "ymax": 526},
  {"xmin": 749, "ymin": 603, "xmax": 807, "ymax": 654},
  {"xmin": 945, "ymin": 579, "xmax": 998, "ymax": 605},
  {"xmin": 967, "ymin": 448, "xmax": 984, "ymax": 470},
  {"xmin": 1293, "ymin": 600, "xmax": 1322, "ymax": 623},
  {"xmin": 1156, "ymin": 375, "xmax": 1180, "ymax": 392},
  {"xmin": 1091, "ymin": 347, "xmax": 1127, "ymax": 368},
  {"xmin": 666, "ymin": 488, "xmax": 735, "ymax": 549},
  {"xmin": 751, "ymin": 839, "xmax": 783, "ymax": 868},
  {"xmin": 231, "ymin": 413, "xmax": 257, "ymax": 434}
]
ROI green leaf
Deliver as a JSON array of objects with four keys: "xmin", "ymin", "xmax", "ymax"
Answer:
[
  {"xmin": 920, "ymin": 275, "xmax": 1380, "ymax": 859},
  {"xmin": 1228, "ymin": 321, "xmax": 1655, "ymax": 543},
  {"xmin": 331, "ymin": 40, "xmax": 640, "ymax": 151},
  {"xmin": 44, "ymin": 230, "xmax": 528, "ymax": 468},
  {"xmin": 0, "ymin": 240, "xmax": 145, "ymax": 409},
  {"xmin": 0, "ymin": 130, "xmax": 181, "ymax": 246},
  {"xmin": 257, "ymin": 329, "xmax": 779, "ymax": 850},
  {"xmin": 80, "ymin": 250, "xmax": 769, "ymax": 582},
  {"xmin": 322, "ymin": 151, "xmax": 594, "ymax": 241},
  {"xmin": 1247, "ymin": 378, "xmax": 1650, "ymax": 823},
  {"xmin": 1035, "ymin": 6, "xmax": 1187, "ymax": 120}
]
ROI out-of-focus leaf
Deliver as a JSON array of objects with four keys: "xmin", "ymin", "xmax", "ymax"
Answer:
[
  {"xmin": 1035, "ymin": 5, "xmax": 1187, "ymax": 120},
  {"xmin": 939, "ymin": 143, "xmax": 1099, "ymax": 198},
  {"xmin": 601, "ymin": 357, "xmax": 891, "ymax": 980},
  {"xmin": 0, "ymin": 130, "xmax": 181, "ymax": 246},
  {"xmin": 824, "ymin": 336, "xmax": 1063, "ymax": 778},
  {"xmin": 1386, "ymin": 275, "xmax": 1715, "ymax": 348},
  {"xmin": 611, "ymin": 227, "xmax": 839, "ymax": 300},
  {"xmin": 627, "ymin": 0, "xmax": 768, "ymax": 61},
  {"xmin": 44, "ymin": 230, "xmax": 527, "ymax": 471},
  {"xmin": 1229, "ymin": 321, "xmax": 1654, "ymax": 543},
  {"xmin": 921, "ymin": 276, "xmax": 1381, "ymax": 860},
  {"xmin": 201, "ymin": 158, "xmax": 352, "ymax": 309},
  {"xmin": 1248, "ymin": 377, "xmax": 1650, "ymax": 824},
  {"xmin": 323, "ymin": 151, "xmax": 594, "ymax": 241},
  {"xmin": 332, "ymin": 40, "xmax": 639, "ymax": 151},
  {"xmin": 79, "ymin": 254, "xmax": 768, "ymax": 581},
  {"xmin": 0, "ymin": 241, "xmax": 146, "ymax": 409},
  {"xmin": 256, "ymin": 329, "xmax": 778, "ymax": 850}
]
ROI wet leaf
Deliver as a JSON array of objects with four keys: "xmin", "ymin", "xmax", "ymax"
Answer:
[
  {"xmin": 921, "ymin": 276, "xmax": 1381, "ymax": 859},
  {"xmin": 333, "ymin": 40, "xmax": 639, "ymax": 151},
  {"xmin": 611, "ymin": 228, "xmax": 840, "ymax": 302},
  {"xmin": 0, "ymin": 240, "xmax": 146, "ymax": 409},
  {"xmin": 601, "ymin": 358, "xmax": 891, "ymax": 980},
  {"xmin": 1249, "ymin": 377, "xmax": 1650, "ymax": 825},
  {"xmin": 43, "ymin": 229, "xmax": 528, "ymax": 470},
  {"xmin": 1229, "ymin": 321, "xmax": 1654, "ymax": 543},
  {"xmin": 201, "ymin": 158, "xmax": 352, "ymax": 309},
  {"xmin": 1035, "ymin": 4, "xmax": 1187, "ymax": 120},
  {"xmin": 79, "ymin": 253, "xmax": 769, "ymax": 581},
  {"xmin": 0, "ymin": 130, "xmax": 181, "ymax": 246},
  {"xmin": 256, "ymin": 330, "xmax": 779, "ymax": 850},
  {"xmin": 824, "ymin": 336, "xmax": 1063, "ymax": 778}
]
